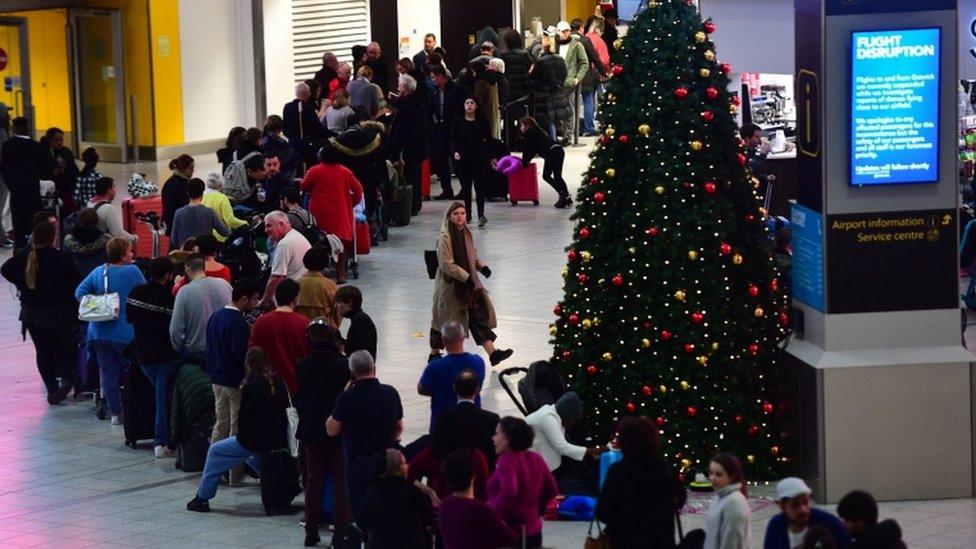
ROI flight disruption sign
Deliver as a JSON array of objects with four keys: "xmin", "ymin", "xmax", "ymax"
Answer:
[{"xmin": 849, "ymin": 28, "xmax": 941, "ymax": 187}]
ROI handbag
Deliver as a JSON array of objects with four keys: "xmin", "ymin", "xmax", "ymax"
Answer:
[
  {"xmin": 424, "ymin": 249, "xmax": 438, "ymax": 279},
  {"xmin": 585, "ymin": 517, "xmax": 610, "ymax": 549},
  {"xmin": 78, "ymin": 265, "xmax": 120, "ymax": 322},
  {"xmin": 285, "ymin": 391, "xmax": 299, "ymax": 458}
]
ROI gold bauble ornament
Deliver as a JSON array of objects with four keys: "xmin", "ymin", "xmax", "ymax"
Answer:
[
  {"xmin": 754, "ymin": 307, "xmax": 765, "ymax": 317},
  {"xmin": 606, "ymin": 93, "xmax": 616, "ymax": 102},
  {"xmin": 593, "ymin": 317, "xmax": 602, "ymax": 326},
  {"xmin": 642, "ymin": 338, "xmax": 651, "ymax": 348},
  {"xmin": 697, "ymin": 355, "xmax": 709, "ymax": 365},
  {"xmin": 711, "ymin": 342, "xmax": 720, "ymax": 351},
  {"xmin": 680, "ymin": 458, "xmax": 692, "ymax": 469},
  {"xmin": 654, "ymin": 186, "xmax": 665, "ymax": 195},
  {"xmin": 690, "ymin": 140, "xmax": 703, "ymax": 151},
  {"xmin": 638, "ymin": 123, "xmax": 651, "ymax": 136},
  {"xmin": 604, "ymin": 126, "xmax": 616, "ymax": 137},
  {"xmin": 674, "ymin": 290, "xmax": 687, "ymax": 301},
  {"xmin": 602, "ymin": 352, "xmax": 613, "ymax": 362},
  {"xmin": 700, "ymin": 68, "xmax": 711, "ymax": 78},
  {"xmin": 730, "ymin": 105, "xmax": 739, "ymax": 115},
  {"xmin": 695, "ymin": 31, "xmax": 707, "ymax": 43},
  {"xmin": 732, "ymin": 254, "xmax": 744, "ymax": 265},
  {"xmin": 582, "ymin": 319, "xmax": 592, "ymax": 329},
  {"xmin": 561, "ymin": 266, "xmax": 569, "ymax": 278},
  {"xmin": 605, "ymin": 168, "xmax": 616, "ymax": 178},
  {"xmin": 628, "ymin": 247, "xmax": 636, "ymax": 254},
  {"xmin": 746, "ymin": 454, "xmax": 756, "ymax": 464},
  {"xmin": 659, "ymin": 385, "xmax": 668, "ymax": 394},
  {"xmin": 549, "ymin": 325, "xmax": 558, "ymax": 335},
  {"xmin": 581, "ymin": 251, "xmax": 592, "ymax": 262},
  {"xmin": 704, "ymin": 50, "xmax": 715, "ymax": 61},
  {"xmin": 679, "ymin": 380, "xmax": 690, "ymax": 390},
  {"xmin": 687, "ymin": 250, "xmax": 699, "ymax": 261},
  {"xmin": 613, "ymin": 38, "xmax": 624, "ymax": 50}
]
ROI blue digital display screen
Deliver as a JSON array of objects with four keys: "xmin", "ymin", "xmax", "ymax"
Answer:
[{"xmin": 849, "ymin": 28, "xmax": 941, "ymax": 187}]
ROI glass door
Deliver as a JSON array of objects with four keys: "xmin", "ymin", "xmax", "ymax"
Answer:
[
  {"xmin": 0, "ymin": 17, "xmax": 32, "ymax": 134},
  {"xmin": 70, "ymin": 9, "xmax": 126, "ymax": 162}
]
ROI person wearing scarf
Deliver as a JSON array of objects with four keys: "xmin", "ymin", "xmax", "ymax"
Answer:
[{"xmin": 429, "ymin": 202, "xmax": 513, "ymax": 366}]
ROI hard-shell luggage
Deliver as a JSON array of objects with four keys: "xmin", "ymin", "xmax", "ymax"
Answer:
[
  {"xmin": 421, "ymin": 159, "xmax": 431, "ymax": 200},
  {"xmin": 392, "ymin": 185, "xmax": 413, "ymax": 227},
  {"xmin": 122, "ymin": 196, "xmax": 170, "ymax": 257},
  {"xmin": 508, "ymin": 162, "xmax": 540, "ymax": 206},
  {"xmin": 175, "ymin": 414, "xmax": 214, "ymax": 472},
  {"xmin": 122, "ymin": 360, "xmax": 157, "ymax": 448},
  {"xmin": 355, "ymin": 222, "xmax": 370, "ymax": 256},
  {"xmin": 260, "ymin": 449, "xmax": 302, "ymax": 515}
]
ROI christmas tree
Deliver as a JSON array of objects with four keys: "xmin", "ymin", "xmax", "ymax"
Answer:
[{"xmin": 550, "ymin": 0, "xmax": 791, "ymax": 478}]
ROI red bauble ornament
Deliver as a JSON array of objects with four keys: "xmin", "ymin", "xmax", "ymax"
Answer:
[
  {"xmin": 719, "ymin": 62, "xmax": 732, "ymax": 74},
  {"xmin": 577, "ymin": 273, "xmax": 588, "ymax": 284},
  {"xmin": 771, "ymin": 445, "xmax": 781, "ymax": 456},
  {"xmin": 600, "ymin": 135, "xmax": 612, "ymax": 145},
  {"xmin": 561, "ymin": 350, "xmax": 571, "ymax": 361},
  {"xmin": 690, "ymin": 312, "xmax": 704, "ymax": 324},
  {"xmin": 579, "ymin": 227, "xmax": 591, "ymax": 239},
  {"xmin": 701, "ymin": 110, "xmax": 714, "ymax": 122},
  {"xmin": 734, "ymin": 414, "xmax": 744, "ymax": 424},
  {"xmin": 642, "ymin": 321, "xmax": 653, "ymax": 331},
  {"xmin": 779, "ymin": 312, "xmax": 790, "ymax": 326},
  {"xmin": 683, "ymin": 343, "xmax": 695, "ymax": 354},
  {"xmin": 748, "ymin": 425, "xmax": 759, "ymax": 436},
  {"xmin": 703, "ymin": 20, "xmax": 716, "ymax": 33},
  {"xmin": 625, "ymin": 402, "xmax": 636, "ymax": 413},
  {"xmin": 745, "ymin": 214, "xmax": 755, "ymax": 222},
  {"xmin": 706, "ymin": 86, "xmax": 719, "ymax": 99},
  {"xmin": 612, "ymin": 274, "xmax": 624, "ymax": 287},
  {"xmin": 748, "ymin": 284, "xmax": 759, "ymax": 297},
  {"xmin": 647, "ymin": 226, "xmax": 659, "ymax": 237},
  {"xmin": 568, "ymin": 313, "xmax": 580, "ymax": 325},
  {"xmin": 719, "ymin": 242, "xmax": 732, "ymax": 255},
  {"xmin": 587, "ymin": 364, "xmax": 598, "ymax": 376},
  {"xmin": 618, "ymin": 135, "xmax": 629, "ymax": 144},
  {"xmin": 703, "ymin": 181, "xmax": 717, "ymax": 195},
  {"xmin": 568, "ymin": 249, "xmax": 579, "ymax": 261},
  {"xmin": 674, "ymin": 87, "xmax": 689, "ymax": 99},
  {"xmin": 686, "ymin": 406, "xmax": 698, "ymax": 417},
  {"xmin": 736, "ymin": 153, "xmax": 747, "ymax": 166},
  {"xmin": 655, "ymin": 416, "xmax": 666, "ymax": 426},
  {"xmin": 659, "ymin": 330, "xmax": 672, "ymax": 341},
  {"xmin": 731, "ymin": 95, "xmax": 741, "ymax": 106},
  {"xmin": 682, "ymin": 181, "xmax": 694, "ymax": 190},
  {"xmin": 553, "ymin": 303, "xmax": 563, "ymax": 316},
  {"xmin": 770, "ymin": 279, "xmax": 780, "ymax": 292},
  {"xmin": 762, "ymin": 401, "xmax": 775, "ymax": 414},
  {"xmin": 748, "ymin": 343, "xmax": 760, "ymax": 355},
  {"xmin": 589, "ymin": 176, "xmax": 600, "ymax": 185},
  {"xmin": 642, "ymin": 385, "xmax": 653, "ymax": 396},
  {"xmin": 594, "ymin": 191, "xmax": 606, "ymax": 203},
  {"xmin": 612, "ymin": 64, "xmax": 624, "ymax": 76}
]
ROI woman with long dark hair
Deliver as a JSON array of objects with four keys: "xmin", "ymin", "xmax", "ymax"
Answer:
[
  {"xmin": 519, "ymin": 116, "xmax": 572, "ymax": 208},
  {"xmin": 1, "ymin": 221, "xmax": 82, "ymax": 403},
  {"xmin": 450, "ymin": 97, "xmax": 492, "ymax": 227},
  {"xmin": 162, "ymin": 154, "xmax": 195, "ymax": 237},
  {"xmin": 217, "ymin": 126, "xmax": 246, "ymax": 172},
  {"xmin": 429, "ymin": 202, "xmax": 513, "ymax": 366},
  {"xmin": 703, "ymin": 453, "xmax": 751, "ymax": 549}
]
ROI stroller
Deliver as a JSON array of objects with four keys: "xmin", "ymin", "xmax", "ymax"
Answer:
[{"xmin": 498, "ymin": 360, "xmax": 567, "ymax": 416}]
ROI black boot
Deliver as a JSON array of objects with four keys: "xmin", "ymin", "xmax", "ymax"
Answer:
[
  {"xmin": 186, "ymin": 496, "xmax": 211, "ymax": 512},
  {"xmin": 489, "ymin": 349, "xmax": 514, "ymax": 366}
]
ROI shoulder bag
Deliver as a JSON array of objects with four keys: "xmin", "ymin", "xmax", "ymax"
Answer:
[
  {"xmin": 78, "ymin": 264, "xmax": 120, "ymax": 322},
  {"xmin": 424, "ymin": 249, "xmax": 438, "ymax": 279}
]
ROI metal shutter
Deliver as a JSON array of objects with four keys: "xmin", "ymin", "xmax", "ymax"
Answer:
[{"xmin": 291, "ymin": 0, "xmax": 370, "ymax": 82}]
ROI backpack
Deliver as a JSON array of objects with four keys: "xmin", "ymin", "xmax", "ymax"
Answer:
[
  {"xmin": 222, "ymin": 151, "xmax": 261, "ymax": 202},
  {"xmin": 289, "ymin": 208, "xmax": 332, "ymax": 253}
]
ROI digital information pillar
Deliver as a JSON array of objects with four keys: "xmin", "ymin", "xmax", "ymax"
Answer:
[{"xmin": 790, "ymin": 0, "xmax": 973, "ymax": 502}]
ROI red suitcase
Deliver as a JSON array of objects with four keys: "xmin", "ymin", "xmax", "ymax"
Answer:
[
  {"xmin": 355, "ymin": 222, "xmax": 371, "ymax": 255},
  {"xmin": 508, "ymin": 162, "xmax": 539, "ymax": 206},
  {"xmin": 421, "ymin": 159, "xmax": 431, "ymax": 200},
  {"xmin": 122, "ymin": 196, "xmax": 169, "ymax": 258}
]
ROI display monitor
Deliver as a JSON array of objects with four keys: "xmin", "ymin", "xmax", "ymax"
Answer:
[{"xmin": 849, "ymin": 27, "xmax": 941, "ymax": 187}]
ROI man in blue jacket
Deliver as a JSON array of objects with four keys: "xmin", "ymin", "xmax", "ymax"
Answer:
[{"xmin": 764, "ymin": 477, "xmax": 852, "ymax": 549}]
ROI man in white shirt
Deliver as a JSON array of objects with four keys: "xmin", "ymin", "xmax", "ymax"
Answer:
[
  {"xmin": 260, "ymin": 210, "xmax": 311, "ymax": 308},
  {"xmin": 525, "ymin": 391, "xmax": 599, "ymax": 474},
  {"xmin": 88, "ymin": 176, "xmax": 138, "ymax": 244}
]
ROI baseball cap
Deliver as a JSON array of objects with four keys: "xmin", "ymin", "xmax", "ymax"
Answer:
[
  {"xmin": 543, "ymin": 25, "xmax": 557, "ymax": 37},
  {"xmin": 556, "ymin": 21, "xmax": 571, "ymax": 32},
  {"xmin": 776, "ymin": 477, "xmax": 812, "ymax": 501}
]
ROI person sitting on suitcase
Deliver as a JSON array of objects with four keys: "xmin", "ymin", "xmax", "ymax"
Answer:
[
  {"xmin": 169, "ymin": 178, "xmax": 231, "ymax": 251},
  {"xmin": 88, "ymin": 177, "xmax": 138, "ymax": 244},
  {"xmin": 517, "ymin": 117, "xmax": 572, "ymax": 209},
  {"xmin": 187, "ymin": 347, "xmax": 289, "ymax": 513}
]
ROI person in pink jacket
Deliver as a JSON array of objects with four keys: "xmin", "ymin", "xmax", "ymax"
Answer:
[{"xmin": 487, "ymin": 416, "xmax": 558, "ymax": 549}]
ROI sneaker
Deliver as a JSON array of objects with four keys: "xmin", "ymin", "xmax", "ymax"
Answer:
[
  {"xmin": 186, "ymin": 496, "xmax": 210, "ymax": 513},
  {"xmin": 110, "ymin": 415, "xmax": 121, "ymax": 425},
  {"xmin": 154, "ymin": 445, "xmax": 171, "ymax": 459},
  {"xmin": 0, "ymin": 241, "xmax": 13, "ymax": 249},
  {"xmin": 489, "ymin": 348, "xmax": 514, "ymax": 366},
  {"xmin": 47, "ymin": 382, "xmax": 71, "ymax": 405},
  {"xmin": 478, "ymin": 216, "xmax": 488, "ymax": 228}
]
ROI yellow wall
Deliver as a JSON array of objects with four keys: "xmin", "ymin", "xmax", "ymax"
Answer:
[
  {"xmin": 565, "ymin": 0, "xmax": 596, "ymax": 23},
  {"xmin": 7, "ymin": 10, "xmax": 72, "ymax": 133},
  {"xmin": 146, "ymin": 0, "xmax": 183, "ymax": 146}
]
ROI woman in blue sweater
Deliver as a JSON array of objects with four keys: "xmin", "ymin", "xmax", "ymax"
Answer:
[{"xmin": 74, "ymin": 237, "xmax": 146, "ymax": 424}]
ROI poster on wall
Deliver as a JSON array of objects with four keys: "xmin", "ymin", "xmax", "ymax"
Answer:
[{"xmin": 849, "ymin": 27, "xmax": 941, "ymax": 186}]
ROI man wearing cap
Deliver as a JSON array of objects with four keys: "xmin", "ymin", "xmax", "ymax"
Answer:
[
  {"xmin": 553, "ymin": 20, "xmax": 588, "ymax": 142},
  {"xmin": 764, "ymin": 477, "xmax": 851, "ymax": 549},
  {"xmin": 525, "ymin": 391, "xmax": 601, "ymax": 474}
]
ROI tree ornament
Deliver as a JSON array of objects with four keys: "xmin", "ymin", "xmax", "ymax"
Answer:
[
  {"xmin": 568, "ymin": 313, "xmax": 580, "ymax": 325},
  {"xmin": 587, "ymin": 364, "xmax": 598, "ymax": 376},
  {"xmin": 704, "ymin": 50, "xmax": 715, "ymax": 61},
  {"xmin": 762, "ymin": 401, "xmax": 775, "ymax": 414},
  {"xmin": 697, "ymin": 355, "xmax": 709, "ymax": 365},
  {"xmin": 732, "ymin": 254, "xmax": 744, "ymax": 265},
  {"xmin": 736, "ymin": 153, "xmax": 747, "ymax": 166},
  {"xmin": 625, "ymin": 402, "xmax": 636, "ymax": 413},
  {"xmin": 770, "ymin": 279, "xmax": 780, "ymax": 292},
  {"xmin": 711, "ymin": 342, "xmax": 719, "ymax": 350},
  {"xmin": 730, "ymin": 105, "xmax": 739, "ymax": 115},
  {"xmin": 660, "ymin": 330, "xmax": 673, "ymax": 341},
  {"xmin": 613, "ymin": 38, "xmax": 623, "ymax": 50},
  {"xmin": 674, "ymin": 87, "xmax": 689, "ymax": 99},
  {"xmin": 611, "ymin": 64, "xmax": 624, "ymax": 76},
  {"xmin": 686, "ymin": 406, "xmax": 698, "ymax": 417},
  {"xmin": 581, "ymin": 318, "xmax": 592, "ymax": 329},
  {"xmin": 745, "ymin": 213, "xmax": 755, "ymax": 222},
  {"xmin": 579, "ymin": 227, "xmax": 591, "ymax": 239},
  {"xmin": 719, "ymin": 62, "xmax": 732, "ymax": 74},
  {"xmin": 684, "ymin": 343, "xmax": 695, "ymax": 354},
  {"xmin": 654, "ymin": 186, "xmax": 666, "ymax": 195},
  {"xmin": 771, "ymin": 445, "xmax": 781, "ymax": 456},
  {"xmin": 674, "ymin": 290, "xmax": 686, "ymax": 302},
  {"xmin": 690, "ymin": 140, "xmax": 703, "ymax": 151},
  {"xmin": 602, "ymin": 352, "xmax": 613, "ymax": 362},
  {"xmin": 659, "ymin": 385, "xmax": 668, "ymax": 394},
  {"xmin": 687, "ymin": 250, "xmax": 699, "ymax": 261},
  {"xmin": 641, "ymin": 338, "xmax": 651, "ymax": 348},
  {"xmin": 719, "ymin": 242, "xmax": 732, "ymax": 255},
  {"xmin": 680, "ymin": 458, "xmax": 692, "ymax": 469},
  {"xmin": 694, "ymin": 31, "xmax": 706, "ymax": 43},
  {"xmin": 748, "ymin": 343, "xmax": 760, "ymax": 355},
  {"xmin": 655, "ymin": 416, "xmax": 666, "ymax": 426},
  {"xmin": 699, "ymin": 68, "xmax": 711, "ymax": 78},
  {"xmin": 754, "ymin": 307, "xmax": 764, "ymax": 318},
  {"xmin": 568, "ymin": 249, "xmax": 579, "ymax": 261},
  {"xmin": 748, "ymin": 284, "xmax": 759, "ymax": 297},
  {"xmin": 682, "ymin": 181, "xmax": 694, "ymax": 190},
  {"xmin": 706, "ymin": 86, "xmax": 719, "ymax": 99},
  {"xmin": 690, "ymin": 312, "xmax": 704, "ymax": 324},
  {"xmin": 604, "ymin": 126, "xmax": 616, "ymax": 137},
  {"xmin": 638, "ymin": 123, "xmax": 652, "ymax": 136},
  {"xmin": 734, "ymin": 414, "xmax": 744, "ymax": 424},
  {"xmin": 589, "ymin": 176, "xmax": 600, "ymax": 185},
  {"xmin": 704, "ymin": 20, "xmax": 716, "ymax": 34},
  {"xmin": 561, "ymin": 267, "xmax": 569, "ymax": 278},
  {"xmin": 701, "ymin": 110, "xmax": 714, "ymax": 122},
  {"xmin": 642, "ymin": 320, "xmax": 653, "ymax": 330},
  {"xmin": 746, "ymin": 454, "xmax": 756, "ymax": 464},
  {"xmin": 779, "ymin": 312, "xmax": 790, "ymax": 326},
  {"xmin": 560, "ymin": 350, "xmax": 571, "ymax": 361},
  {"xmin": 581, "ymin": 251, "xmax": 592, "ymax": 262},
  {"xmin": 704, "ymin": 181, "xmax": 717, "ymax": 195},
  {"xmin": 642, "ymin": 385, "xmax": 653, "ymax": 396},
  {"xmin": 680, "ymin": 380, "xmax": 690, "ymax": 390},
  {"xmin": 594, "ymin": 191, "xmax": 606, "ymax": 203},
  {"xmin": 747, "ymin": 425, "xmax": 759, "ymax": 436},
  {"xmin": 618, "ymin": 134, "xmax": 629, "ymax": 144},
  {"xmin": 578, "ymin": 273, "xmax": 589, "ymax": 283},
  {"xmin": 605, "ymin": 168, "xmax": 616, "ymax": 178},
  {"xmin": 549, "ymin": 325, "xmax": 557, "ymax": 335},
  {"xmin": 612, "ymin": 274, "xmax": 624, "ymax": 287},
  {"xmin": 647, "ymin": 226, "xmax": 659, "ymax": 237},
  {"xmin": 600, "ymin": 135, "xmax": 612, "ymax": 146},
  {"xmin": 554, "ymin": 303, "xmax": 563, "ymax": 316}
]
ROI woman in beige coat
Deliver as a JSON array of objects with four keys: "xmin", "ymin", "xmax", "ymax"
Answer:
[{"xmin": 429, "ymin": 202, "xmax": 513, "ymax": 366}]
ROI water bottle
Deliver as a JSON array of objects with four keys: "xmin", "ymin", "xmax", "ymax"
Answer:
[{"xmin": 257, "ymin": 184, "xmax": 267, "ymax": 203}]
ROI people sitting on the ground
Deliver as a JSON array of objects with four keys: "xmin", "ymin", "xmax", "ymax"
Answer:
[
  {"xmin": 437, "ymin": 448, "xmax": 517, "ymax": 549},
  {"xmin": 704, "ymin": 453, "xmax": 751, "ymax": 549},
  {"xmin": 525, "ymin": 391, "xmax": 599, "ymax": 475},
  {"xmin": 250, "ymin": 278, "xmax": 310, "ymax": 394},
  {"xmin": 296, "ymin": 247, "xmax": 339, "ymax": 324},
  {"xmin": 357, "ymin": 449, "xmax": 435, "ymax": 549},
  {"xmin": 596, "ymin": 416, "xmax": 687, "ymax": 549},
  {"xmin": 169, "ymin": 178, "xmax": 231, "ymax": 251},
  {"xmin": 334, "ymin": 285, "xmax": 377, "ymax": 360},
  {"xmin": 202, "ymin": 173, "xmax": 247, "ymax": 242},
  {"xmin": 88, "ymin": 177, "xmax": 138, "ymax": 244},
  {"xmin": 326, "ymin": 350, "xmax": 403, "ymax": 519},
  {"xmin": 63, "ymin": 207, "xmax": 111, "ymax": 275},
  {"xmin": 126, "ymin": 257, "xmax": 179, "ymax": 458},
  {"xmin": 763, "ymin": 477, "xmax": 852, "ymax": 549},
  {"xmin": 260, "ymin": 210, "xmax": 312, "ymax": 308},
  {"xmin": 408, "ymin": 411, "xmax": 490, "ymax": 501},
  {"xmin": 296, "ymin": 318, "xmax": 352, "ymax": 545},
  {"xmin": 205, "ymin": 278, "xmax": 262, "ymax": 451},
  {"xmin": 437, "ymin": 369, "xmax": 500, "ymax": 469},
  {"xmin": 419, "ymin": 320, "xmax": 485, "ymax": 430},
  {"xmin": 186, "ymin": 347, "xmax": 289, "ymax": 513},
  {"xmin": 172, "ymin": 234, "xmax": 232, "ymax": 294},
  {"xmin": 837, "ymin": 490, "xmax": 905, "ymax": 549},
  {"xmin": 170, "ymin": 253, "xmax": 232, "ymax": 357}
]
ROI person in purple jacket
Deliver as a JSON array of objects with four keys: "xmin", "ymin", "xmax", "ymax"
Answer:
[{"xmin": 438, "ymin": 449, "xmax": 516, "ymax": 549}]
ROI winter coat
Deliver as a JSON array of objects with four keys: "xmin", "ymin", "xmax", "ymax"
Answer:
[
  {"xmin": 469, "ymin": 27, "xmax": 500, "ymax": 60},
  {"xmin": 168, "ymin": 360, "xmax": 215, "ymax": 448},
  {"xmin": 430, "ymin": 222, "xmax": 496, "ymax": 335},
  {"xmin": 473, "ymin": 78, "xmax": 500, "ymax": 138},
  {"xmin": 63, "ymin": 227, "xmax": 111, "ymax": 277},
  {"xmin": 500, "ymin": 49, "xmax": 534, "ymax": 102},
  {"xmin": 703, "ymin": 484, "xmax": 750, "ymax": 549},
  {"xmin": 299, "ymin": 162, "xmax": 364, "ymax": 243},
  {"xmin": 532, "ymin": 53, "xmax": 571, "ymax": 128},
  {"xmin": 558, "ymin": 34, "xmax": 589, "ymax": 88},
  {"xmin": 388, "ymin": 91, "xmax": 429, "ymax": 163}
]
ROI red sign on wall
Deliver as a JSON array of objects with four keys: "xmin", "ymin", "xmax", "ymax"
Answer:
[{"xmin": 0, "ymin": 48, "xmax": 7, "ymax": 71}]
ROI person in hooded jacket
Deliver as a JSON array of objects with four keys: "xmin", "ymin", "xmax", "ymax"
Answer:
[
  {"xmin": 531, "ymin": 34, "xmax": 569, "ymax": 140},
  {"xmin": 358, "ymin": 449, "xmax": 435, "ymax": 549},
  {"xmin": 329, "ymin": 115, "xmax": 388, "ymax": 221},
  {"xmin": 64, "ymin": 207, "xmax": 111, "ymax": 275}
]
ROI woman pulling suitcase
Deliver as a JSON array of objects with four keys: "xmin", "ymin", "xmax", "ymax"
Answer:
[{"xmin": 518, "ymin": 116, "xmax": 572, "ymax": 208}]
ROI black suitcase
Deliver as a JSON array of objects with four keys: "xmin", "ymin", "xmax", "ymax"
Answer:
[
  {"xmin": 260, "ymin": 449, "xmax": 302, "ymax": 515},
  {"xmin": 392, "ymin": 185, "xmax": 413, "ymax": 227},
  {"xmin": 122, "ymin": 361, "xmax": 157, "ymax": 448},
  {"xmin": 175, "ymin": 414, "xmax": 214, "ymax": 472}
]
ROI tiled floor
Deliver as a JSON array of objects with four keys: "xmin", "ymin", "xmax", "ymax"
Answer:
[{"xmin": 0, "ymin": 140, "xmax": 972, "ymax": 548}]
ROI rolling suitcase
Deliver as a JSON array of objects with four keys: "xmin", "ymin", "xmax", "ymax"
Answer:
[
  {"xmin": 421, "ymin": 159, "xmax": 431, "ymax": 200},
  {"xmin": 175, "ymin": 414, "xmax": 214, "ymax": 472},
  {"xmin": 508, "ymin": 162, "xmax": 540, "ymax": 206},
  {"xmin": 260, "ymin": 449, "xmax": 302, "ymax": 515},
  {"xmin": 122, "ymin": 196, "xmax": 170, "ymax": 257},
  {"xmin": 393, "ymin": 185, "xmax": 413, "ymax": 227},
  {"xmin": 355, "ymin": 222, "xmax": 370, "ymax": 255},
  {"xmin": 122, "ymin": 359, "xmax": 157, "ymax": 448}
]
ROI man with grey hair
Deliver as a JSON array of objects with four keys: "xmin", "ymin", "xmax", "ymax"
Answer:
[
  {"xmin": 388, "ymin": 71, "xmax": 428, "ymax": 215},
  {"xmin": 283, "ymin": 82, "xmax": 323, "ymax": 173},
  {"xmin": 525, "ymin": 391, "xmax": 601, "ymax": 474},
  {"xmin": 418, "ymin": 320, "xmax": 486, "ymax": 431},
  {"xmin": 259, "ymin": 210, "xmax": 311, "ymax": 308},
  {"xmin": 314, "ymin": 51, "xmax": 339, "ymax": 91},
  {"xmin": 327, "ymin": 349, "xmax": 403, "ymax": 518}
]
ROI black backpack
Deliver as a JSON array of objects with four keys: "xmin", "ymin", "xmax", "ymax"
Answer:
[{"xmin": 289, "ymin": 208, "xmax": 332, "ymax": 253}]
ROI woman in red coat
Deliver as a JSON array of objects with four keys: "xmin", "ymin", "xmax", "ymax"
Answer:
[{"xmin": 300, "ymin": 144, "xmax": 364, "ymax": 281}]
